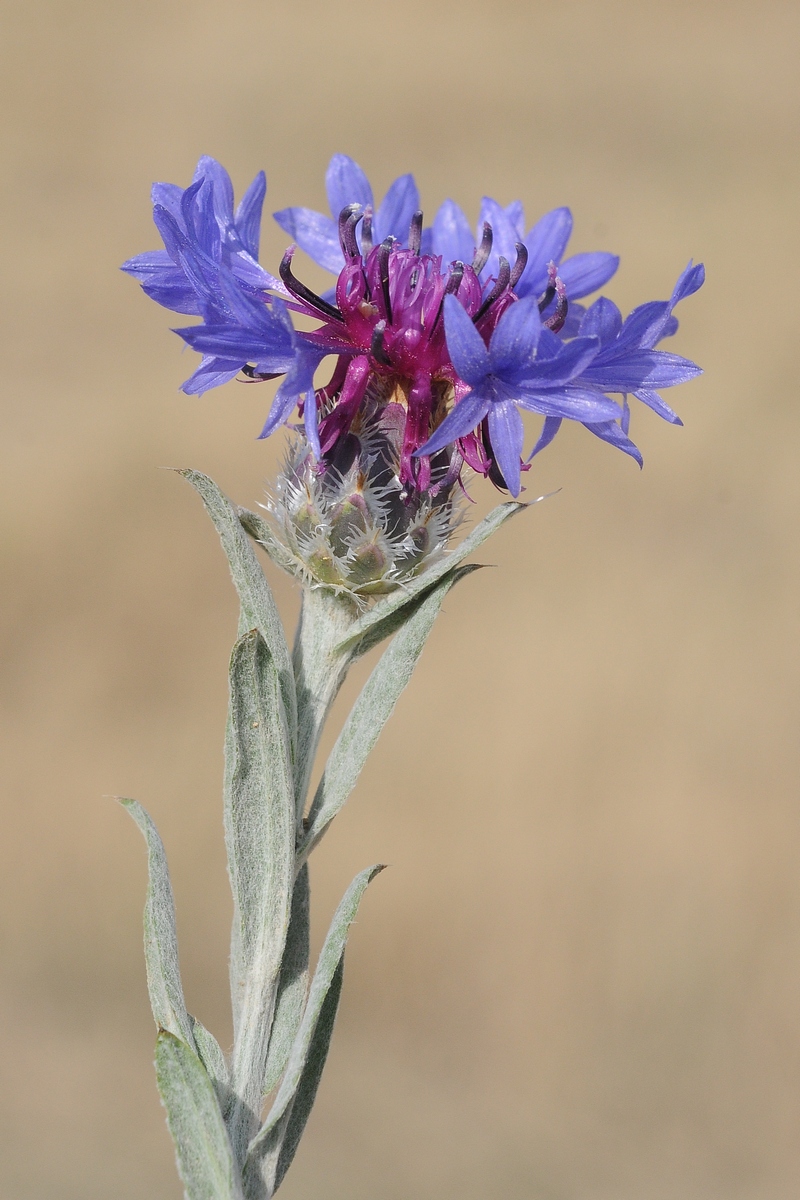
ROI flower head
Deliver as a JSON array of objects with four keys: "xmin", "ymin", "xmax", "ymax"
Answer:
[{"xmin": 123, "ymin": 152, "xmax": 703, "ymax": 516}]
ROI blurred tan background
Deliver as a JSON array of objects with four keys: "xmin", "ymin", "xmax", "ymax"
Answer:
[{"xmin": 1, "ymin": 0, "xmax": 798, "ymax": 1196}]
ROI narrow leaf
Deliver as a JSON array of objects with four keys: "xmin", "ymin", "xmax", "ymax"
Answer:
[
  {"xmin": 263, "ymin": 865, "xmax": 310, "ymax": 1097},
  {"xmin": 180, "ymin": 470, "xmax": 297, "ymax": 750},
  {"xmin": 191, "ymin": 1017, "xmax": 231, "ymax": 1113},
  {"xmin": 299, "ymin": 567, "xmax": 479, "ymax": 861},
  {"xmin": 245, "ymin": 865, "xmax": 383, "ymax": 1183},
  {"xmin": 225, "ymin": 630, "xmax": 295, "ymax": 1157},
  {"xmin": 271, "ymin": 958, "xmax": 344, "ymax": 1191},
  {"xmin": 120, "ymin": 798, "xmax": 195, "ymax": 1048},
  {"xmin": 336, "ymin": 500, "xmax": 528, "ymax": 657},
  {"xmin": 155, "ymin": 1030, "xmax": 244, "ymax": 1200}
]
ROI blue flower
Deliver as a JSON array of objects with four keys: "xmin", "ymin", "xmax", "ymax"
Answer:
[
  {"xmin": 527, "ymin": 261, "xmax": 705, "ymax": 465},
  {"xmin": 273, "ymin": 154, "xmax": 420, "ymax": 274},
  {"xmin": 428, "ymin": 197, "xmax": 619, "ymax": 317},
  {"xmin": 121, "ymin": 156, "xmax": 282, "ymax": 315},
  {"xmin": 415, "ymin": 295, "xmax": 619, "ymax": 496}
]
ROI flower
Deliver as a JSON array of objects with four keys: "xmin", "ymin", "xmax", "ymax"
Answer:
[
  {"xmin": 414, "ymin": 295, "xmax": 619, "ymax": 495},
  {"xmin": 123, "ymin": 153, "xmax": 703, "ymax": 506}
]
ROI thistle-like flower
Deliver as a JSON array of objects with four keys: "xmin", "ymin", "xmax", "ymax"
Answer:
[{"xmin": 122, "ymin": 153, "xmax": 704, "ymax": 591}]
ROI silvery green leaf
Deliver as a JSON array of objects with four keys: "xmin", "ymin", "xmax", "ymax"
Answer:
[
  {"xmin": 270, "ymin": 958, "xmax": 343, "ymax": 1193},
  {"xmin": 245, "ymin": 866, "xmax": 383, "ymax": 1195},
  {"xmin": 336, "ymin": 500, "xmax": 527, "ymax": 658},
  {"xmin": 180, "ymin": 470, "xmax": 297, "ymax": 752},
  {"xmin": 225, "ymin": 631, "xmax": 295, "ymax": 1160},
  {"xmin": 237, "ymin": 507, "xmax": 296, "ymax": 575},
  {"xmin": 155, "ymin": 1030, "xmax": 244, "ymax": 1200},
  {"xmin": 262, "ymin": 865, "xmax": 310, "ymax": 1098},
  {"xmin": 191, "ymin": 1017, "xmax": 231, "ymax": 1113},
  {"xmin": 120, "ymin": 798, "xmax": 195, "ymax": 1048},
  {"xmin": 299, "ymin": 566, "xmax": 480, "ymax": 862}
]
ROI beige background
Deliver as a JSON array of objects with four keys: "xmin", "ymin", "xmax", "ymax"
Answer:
[{"xmin": 1, "ymin": 1, "xmax": 799, "ymax": 1196}]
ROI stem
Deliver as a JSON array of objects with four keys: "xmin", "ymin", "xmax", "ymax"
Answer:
[{"xmin": 291, "ymin": 588, "xmax": 359, "ymax": 829}]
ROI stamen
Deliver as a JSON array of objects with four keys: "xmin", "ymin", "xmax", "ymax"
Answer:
[
  {"xmin": 377, "ymin": 238, "xmax": 393, "ymax": 324},
  {"xmin": 509, "ymin": 241, "xmax": 528, "ymax": 289},
  {"xmin": 370, "ymin": 319, "xmax": 391, "ymax": 366},
  {"xmin": 361, "ymin": 205, "xmax": 374, "ymax": 253},
  {"xmin": 472, "ymin": 223, "xmax": 493, "ymax": 274},
  {"xmin": 431, "ymin": 262, "xmax": 465, "ymax": 332},
  {"xmin": 473, "ymin": 256, "xmax": 511, "ymax": 323},
  {"xmin": 239, "ymin": 365, "xmax": 283, "ymax": 382},
  {"xmin": 544, "ymin": 275, "xmax": 569, "ymax": 334},
  {"xmin": 408, "ymin": 211, "xmax": 423, "ymax": 255},
  {"xmin": 338, "ymin": 204, "xmax": 363, "ymax": 259},
  {"xmin": 279, "ymin": 246, "xmax": 344, "ymax": 322},
  {"xmin": 537, "ymin": 260, "xmax": 558, "ymax": 314}
]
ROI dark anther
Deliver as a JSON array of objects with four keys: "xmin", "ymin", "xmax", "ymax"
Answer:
[
  {"xmin": 473, "ymin": 256, "xmax": 511, "ymax": 323},
  {"xmin": 444, "ymin": 261, "xmax": 465, "ymax": 297},
  {"xmin": 239, "ymin": 364, "xmax": 283, "ymax": 382},
  {"xmin": 472, "ymin": 223, "xmax": 493, "ymax": 275},
  {"xmin": 509, "ymin": 242, "xmax": 528, "ymax": 289},
  {"xmin": 279, "ymin": 247, "xmax": 344, "ymax": 322},
  {"xmin": 537, "ymin": 285, "xmax": 556, "ymax": 314},
  {"xmin": 338, "ymin": 204, "xmax": 363, "ymax": 259},
  {"xmin": 408, "ymin": 210, "xmax": 423, "ymax": 256},
  {"xmin": 377, "ymin": 238, "xmax": 394, "ymax": 324},
  {"xmin": 544, "ymin": 276, "xmax": 569, "ymax": 334},
  {"xmin": 370, "ymin": 319, "xmax": 392, "ymax": 366},
  {"xmin": 361, "ymin": 206, "xmax": 374, "ymax": 253},
  {"xmin": 431, "ymin": 262, "xmax": 465, "ymax": 332}
]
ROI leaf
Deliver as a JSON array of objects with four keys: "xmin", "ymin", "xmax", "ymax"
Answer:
[
  {"xmin": 179, "ymin": 470, "xmax": 297, "ymax": 753},
  {"xmin": 244, "ymin": 866, "xmax": 384, "ymax": 1193},
  {"xmin": 155, "ymin": 1031, "xmax": 244, "ymax": 1200},
  {"xmin": 224, "ymin": 631, "xmax": 296, "ymax": 1159},
  {"xmin": 336, "ymin": 500, "xmax": 527, "ymax": 657},
  {"xmin": 299, "ymin": 566, "xmax": 479, "ymax": 862},
  {"xmin": 262, "ymin": 865, "xmax": 310, "ymax": 1098},
  {"xmin": 236, "ymin": 507, "xmax": 296, "ymax": 575},
  {"xmin": 191, "ymin": 1017, "xmax": 231, "ymax": 1114},
  {"xmin": 120, "ymin": 798, "xmax": 195, "ymax": 1048}
]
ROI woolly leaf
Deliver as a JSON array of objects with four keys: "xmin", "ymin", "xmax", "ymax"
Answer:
[
  {"xmin": 225, "ymin": 630, "xmax": 295, "ymax": 1160},
  {"xmin": 120, "ymin": 798, "xmax": 195, "ymax": 1048},
  {"xmin": 244, "ymin": 866, "xmax": 383, "ymax": 1193},
  {"xmin": 180, "ymin": 470, "xmax": 297, "ymax": 752},
  {"xmin": 155, "ymin": 1030, "xmax": 243, "ymax": 1200},
  {"xmin": 262, "ymin": 865, "xmax": 310, "ymax": 1097}
]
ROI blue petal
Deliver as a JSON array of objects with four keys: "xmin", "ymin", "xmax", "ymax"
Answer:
[
  {"xmin": 273, "ymin": 206, "xmax": 343, "ymax": 274},
  {"xmin": 415, "ymin": 389, "xmax": 491, "ymax": 457},
  {"xmin": 579, "ymin": 296, "xmax": 622, "ymax": 345},
  {"xmin": 584, "ymin": 420, "xmax": 643, "ymax": 467},
  {"xmin": 558, "ymin": 252, "xmax": 619, "ymax": 300},
  {"xmin": 515, "ymin": 206, "xmax": 573, "ymax": 297},
  {"xmin": 614, "ymin": 300, "xmax": 672, "ymax": 351},
  {"xmin": 527, "ymin": 416, "xmax": 562, "ymax": 460},
  {"xmin": 487, "ymin": 402, "xmax": 524, "ymax": 496},
  {"xmin": 151, "ymin": 182, "xmax": 185, "ymax": 225},
  {"xmin": 671, "ymin": 260, "xmax": 705, "ymax": 306},
  {"xmin": 504, "ymin": 200, "xmax": 525, "ymax": 239},
  {"xmin": 235, "ymin": 171, "xmax": 267, "ymax": 259},
  {"xmin": 140, "ymin": 277, "xmax": 202, "ymax": 315},
  {"xmin": 478, "ymin": 196, "xmax": 521, "ymax": 280},
  {"xmin": 121, "ymin": 248, "xmax": 176, "ymax": 279},
  {"xmin": 374, "ymin": 174, "xmax": 420, "ymax": 245},
  {"xmin": 180, "ymin": 356, "xmax": 243, "ymax": 395},
  {"xmin": 520, "ymin": 335, "xmax": 600, "ymax": 387},
  {"xmin": 634, "ymin": 388, "xmax": 683, "ymax": 425},
  {"xmin": 516, "ymin": 386, "xmax": 621, "ymax": 422},
  {"xmin": 325, "ymin": 154, "xmax": 373, "ymax": 220},
  {"xmin": 582, "ymin": 350, "xmax": 701, "ymax": 391},
  {"xmin": 194, "ymin": 156, "xmax": 235, "ymax": 227},
  {"xmin": 431, "ymin": 199, "xmax": 474, "ymax": 267},
  {"xmin": 488, "ymin": 297, "xmax": 541, "ymax": 376},
  {"xmin": 443, "ymin": 294, "xmax": 491, "ymax": 385}
]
